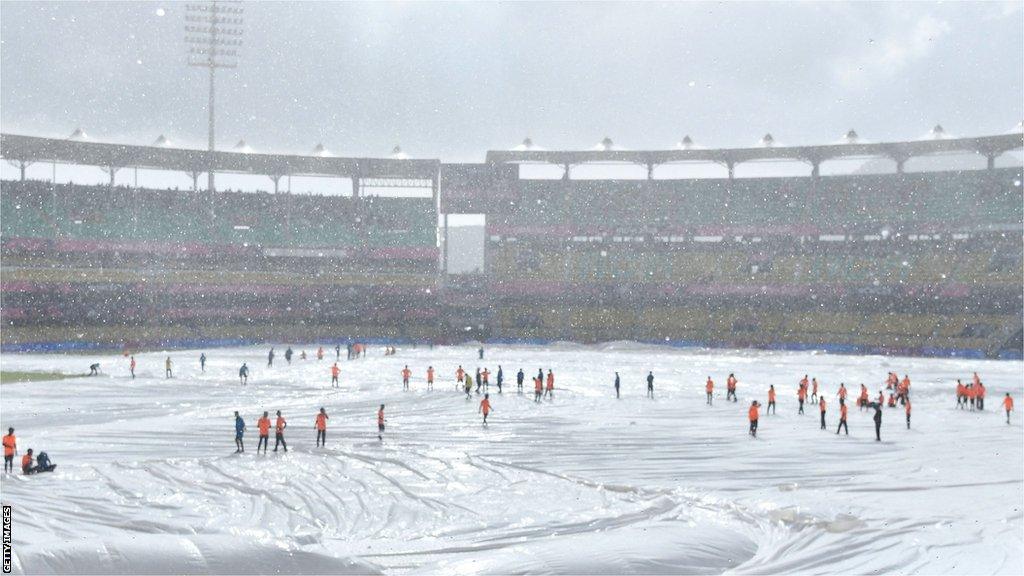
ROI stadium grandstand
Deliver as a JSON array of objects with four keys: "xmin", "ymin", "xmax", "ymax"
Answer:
[
  {"xmin": 2, "ymin": 130, "xmax": 1022, "ymax": 358},
  {"xmin": 1, "ymin": 134, "xmax": 441, "ymax": 350}
]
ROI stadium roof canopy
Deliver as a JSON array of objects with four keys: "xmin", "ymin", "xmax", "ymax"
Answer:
[
  {"xmin": 2, "ymin": 131, "xmax": 1020, "ymax": 180},
  {"xmin": 0, "ymin": 134, "xmax": 439, "ymax": 180},
  {"xmin": 485, "ymin": 132, "xmax": 1023, "ymax": 173}
]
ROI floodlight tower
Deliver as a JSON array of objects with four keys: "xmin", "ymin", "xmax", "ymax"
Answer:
[{"xmin": 185, "ymin": 1, "xmax": 244, "ymax": 193}]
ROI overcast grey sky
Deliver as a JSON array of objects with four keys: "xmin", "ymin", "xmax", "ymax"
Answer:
[{"xmin": 2, "ymin": 1, "xmax": 1022, "ymax": 161}]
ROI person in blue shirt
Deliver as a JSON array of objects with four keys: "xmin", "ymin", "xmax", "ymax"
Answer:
[{"xmin": 234, "ymin": 411, "xmax": 246, "ymax": 453}]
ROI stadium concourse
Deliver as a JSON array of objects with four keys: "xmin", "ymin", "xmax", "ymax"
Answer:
[
  {"xmin": 1, "ymin": 130, "xmax": 1022, "ymax": 359},
  {"xmin": 1, "ymin": 343, "xmax": 1021, "ymax": 574}
]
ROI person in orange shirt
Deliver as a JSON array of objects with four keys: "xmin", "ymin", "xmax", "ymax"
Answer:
[
  {"xmin": 726, "ymin": 373, "xmax": 738, "ymax": 403},
  {"xmin": 534, "ymin": 376, "xmax": 543, "ymax": 403},
  {"xmin": 456, "ymin": 365, "xmax": 465, "ymax": 387},
  {"xmin": 21, "ymin": 449, "xmax": 35, "ymax": 475},
  {"xmin": 836, "ymin": 400, "xmax": 849, "ymax": 435},
  {"xmin": 819, "ymin": 396, "xmax": 827, "ymax": 430},
  {"xmin": 257, "ymin": 411, "xmax": 271, "ymax": 454},
  {"xmin": 956, "ymin": 380, "xmax": 965, "ymax": 409},
  {"xmin": 705, "ymin": 377, "xmax": 714, "ymax": 406},
  {"xmin": 811, "ymin": 378, "xmax": 819, "ymax": 403},
  {"xmin": 967, "ymin": 384, "xmax": 977, "ymax": 411},
  {"xmin": 797, "ymin": 384, "xmax": 806, "ymax": 415},
  {"xmin": 748, "ymin": 401, "xmax": 760, "ymax": 437},
  {"xmin": 545, "ymin": 370, "xmax": 554, "ymax": 399},
  {"xmin": 904, "ymin": 398, "xmax": 911, "ymax": 429},
  {"xmin": 426, "ymin": 366, "xmax": 435, "ymax": 391},
  {"xmin": 274, "ymin": 410, "xmax": 288, "ymax": 452},
  {"xmin": 315, "ymin": 407, "xmax": 329, "ymax": 447},
  {"xmin": 976, "ymin": 382, "xmax": 986, "ymax": 411},
  {"xmin": 479, "ymin": 393, "xmax": 493, "ymax": 425},
  {"xmin": 877, "ymin": 390, "xmax": 885, "ymax": 407},
  {"xmin": 767, "ymin": 385, "xmax": 776, "ymax": 414},
  {"xmin": 1003, "ymin": 393, "xmax": 1014, "ymax": 424},
  {"xmin": 331, "ymin": 363, "xmax": 340, "ymax": 388},
  {"xmin": 838, "ymin": 383, "xmax": 848, "ymax": 402},
  {"xmin": 482, "ymin": 368, "xmax": 491, "ymax": 391},
  {"xmin": 3, "ymin": 427, "xmax": 16, "ymax": 473},
  {"xmin": 858, "ymin": 384, "xmax": 869, "ymax": 411},
  {"xmin": 377, "ymin": 404, "xmax": 386, "ymax": 440},
  {"xmin": 895, "ymin": 375, "xmax": 909, "ymax": 405},
  {"xmin": 897, "ymin": 380, "xmax": 909, "ymax": 406},
  {"xmin": 402, "ymin": 365, "xmax": 412, "ymax": 390}
]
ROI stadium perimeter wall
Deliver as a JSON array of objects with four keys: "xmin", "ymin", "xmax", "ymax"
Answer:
[{"xmin": 3, "ymin": 334, "xmax": 1019, "ymax": 361}]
